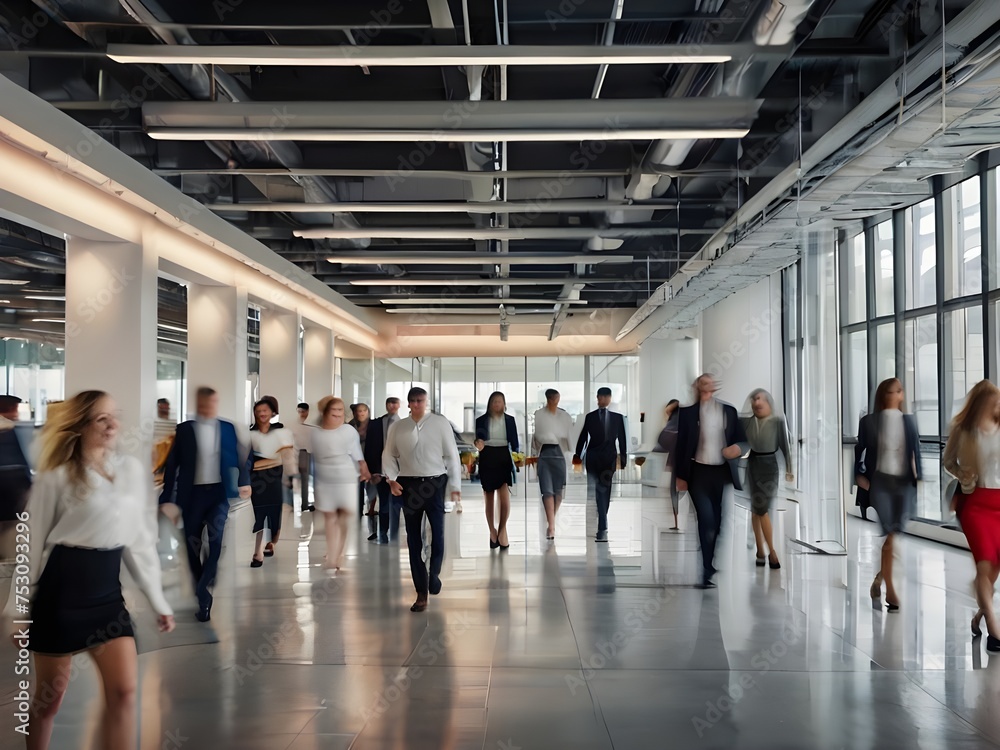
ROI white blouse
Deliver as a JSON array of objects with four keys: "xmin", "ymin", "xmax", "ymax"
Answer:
[
  {"xmin": 249, "ymin": 426, "xmax": 294, "ymax": 460},
  {"xmin": 3, "ymin": 453, "xmax": 173, "ymax": 620},
  {"xmin": 311, "ymin": 424, "xmax": 365, "ymax": 484},
  {"xmin": 977, "ymin": 427, "xmax": 1000, "ymax": 489},
  {"xmin": 877, "ymin": 410, "xmax": 906, "ymax": 477},
  {"xmin": 486, "ymin": 415, "xmax": 508, "ymax": 447}
]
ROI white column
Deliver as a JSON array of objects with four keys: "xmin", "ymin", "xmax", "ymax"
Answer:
[
  {"xmin": 187, "ymin": 284, "xmax": 248, "ymax": 423},
  {"xmin": 259, "ymin": 309, "xmax": 299, "ymax": 422},
  {"xmin": 65, "ymin": 237, "xmax": 157, "ymax": 461},
  {"xmin": 303, "ymin": 326, "xmax": 335, "ymax": 410}
]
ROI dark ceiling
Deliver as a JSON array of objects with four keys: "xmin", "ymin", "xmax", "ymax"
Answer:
[{"xmin": 0, "ymin": 0, "xmax": 975, "ymax": 339}]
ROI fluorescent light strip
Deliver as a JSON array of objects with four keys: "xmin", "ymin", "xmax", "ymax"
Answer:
[
  {"xmin": 107, "ymin": 44, "xmax": 733, "ymax": 67},
  {"xmin": 328, "ymin": 254, "xmax": 633, "ymax": 265},
  {"xmin": 0, "ymin": 279, "xmax": 29, "ymax": 285},
  {"xmin": 204, "ymin": 200, "xmax": 670, "ymax": 214},
  {"xmin": 147, "ymin": 127, "xmax": 749, "ymax": 143},
  {"xmin": 386, "ymin": 307, "xmax": 555, "ymax": 314},
  {"xmin": 157, "ymin": 322, "xmax": 188, "ymax": 333},
  {"xmin": 302, "ymin": 227, "xmax": 684, "ymax": 240},
  {"xmin": 23, "ymin": 295, "xmax": 66, "ymax": 301},
  {"xmin": 379, "ymin": 298, "xmax": 586, "ymax": 305},
  {"xmin": 31, "ymin": 318, "xmax": 65, "ymax": 323},
  {"xmin": 349, "ymin": 278, "xmax": 576, "ymax": 286}
]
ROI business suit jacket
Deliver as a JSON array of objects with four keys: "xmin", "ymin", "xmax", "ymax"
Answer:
[
  {"xmin": 853, "ymin": 412, "xmax": 922, "ymax": 502},
  {"xmin": 674, "ymin": 400, "xmax": 748, "ymax": 490},
  {"xmin": 575, "ymin": 409, "xmax": 628, "ymax": 473},
  {"xmin": 475, "ymin": 413, "xmax": 519, "ymax": 477},
  {"xmin": 364, "ymin": 415, "xmax": 394, "ymax": 475},
  {"xmin": 159, "ymin": 418, "xmax": 249, "ymax": 507}
]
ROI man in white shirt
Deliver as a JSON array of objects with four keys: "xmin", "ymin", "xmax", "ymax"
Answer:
[
  {"xmin": 532, "ymin": 388, "xmax": 574, "ymax": 540},
  {"xmin": 383, "ymin": 387, "xmax": 461, "ymax": 612},
  {"xmin": 290, "ymin": 402, "xmax": 315, "ymax": 513},
  {"xmin": 674, "ymin": 374, "xmax": 748, "ymax": 589}
]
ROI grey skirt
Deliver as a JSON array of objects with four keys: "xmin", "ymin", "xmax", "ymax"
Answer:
[
  {"xmin": 746, "ymin": 453, "xmax": 780, "ymax": 516},
  {"xmin": 871, "ymin": 471, "xmax": 917, "ymax": 535},
  {"xmin": 537, "ymin": 445, "xmax": 566, "ymax": 498}
]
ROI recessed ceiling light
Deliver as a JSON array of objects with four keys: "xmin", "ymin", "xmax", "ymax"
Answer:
[{"xmin": 23, "ymin": 295, "xmax": 66, "ymax": 301}]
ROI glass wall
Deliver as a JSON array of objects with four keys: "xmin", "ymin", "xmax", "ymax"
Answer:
[
  {"xmin": 840, "ymin": 161, "xmax": 1000, "ymax": 526},
  {"xmin": 0, "ymin": 338, "xmax": 65, "ymax": 424}
]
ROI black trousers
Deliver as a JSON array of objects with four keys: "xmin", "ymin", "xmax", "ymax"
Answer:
[
  {"xmin": 587, "ymin": 463, "xmax": 615, "ymax": 533},
  {"xmin": 399, "ymin": 474, "xmax": 447, "ymax": 596},
  {"xmin": 180, "ymin": 483, "xmax": 229, "ymax": 612},
  {"xmin": 298, "ymin": 449, "xmax": 311, "ymax": 510},
  {"xmin": 688, "ymin": 462, "xmax": 731, "ymax": 583},
  {"xmin": 375, "ymin": 477, "xmax": 393, "ymax": 541}
]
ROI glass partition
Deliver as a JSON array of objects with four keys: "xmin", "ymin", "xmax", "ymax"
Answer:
[{"xmin": 1, "ymin": 338, "xmax": 65, "ymax": 424}]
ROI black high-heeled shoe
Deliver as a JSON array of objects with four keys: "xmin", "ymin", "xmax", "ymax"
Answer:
[
  {"xmin": 988, "ymin": 635, "xmax": 1000, "ymax": 652},
  {"xmin": 886, "ymin": 601, "xmax": 900, "ymax": 613},
  {"xmin": 755, "ymin": 555, "xmax": 766, "ymax": 567},
  {"xmin": 490, "ymin": 535, "xmax": 500, "ymax": 549}
]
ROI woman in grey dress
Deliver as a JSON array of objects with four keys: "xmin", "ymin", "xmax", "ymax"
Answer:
[{"xmin": 742, "ymin": 389, "xmax": 793, "ymax": 569}]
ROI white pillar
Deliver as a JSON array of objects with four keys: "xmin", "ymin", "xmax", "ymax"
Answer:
[
  {"xmin": 259, "ymin": 309, "xmax": 299, "ymax": 422},
  {"xmin": 187, "ymin": 284, "xmax": 248, "ymax": 423},
  {"xmin": 65, "ymin": 237, "xmax": 157, "ymax": 461},
  {"xmin": 303, "ymin": 326, "xmax": 335, "ymax": 410}
]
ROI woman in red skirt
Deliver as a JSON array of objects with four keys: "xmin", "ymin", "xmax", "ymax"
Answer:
[{"xmin": 944, "ymin": 379, "xmax": 1000, "ymax": 651}]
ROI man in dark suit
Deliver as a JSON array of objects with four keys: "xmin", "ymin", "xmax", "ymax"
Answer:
[
  {"xmin": 160, "ymin": 386, "xmax": 251, "ymax": 621},
  {"xmin": 366, "ymin": 397, "xmax": 401, "ymax": 543},
  {"xmin": 574, "ymin": 387, "xmax": 628, "ymax": 542},
  {"xmin": 674, "ymin": 374, "xmax": 748, "ymax": 588}
]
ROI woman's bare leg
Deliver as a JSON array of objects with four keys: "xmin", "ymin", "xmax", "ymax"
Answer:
[
  {"xmin": 497, "ymin": 484, "xmax": 511, "ymax": 547},
  {"xmin": 89, "ymin": 637, "xmax": 138, "ymax": 750},
  {"xmin": 253, "ymin": 530, "xmax": 265, "ymax": 561},
  {"xmin": 26, "ymin": 654, "xmax": 72, "ymax": 750},
  {"xmin": 484, "ymin": 489, "xmax": 497, "ymax": 543}
]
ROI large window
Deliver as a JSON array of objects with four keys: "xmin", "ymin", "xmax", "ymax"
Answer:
[
  {"xmin": 904, "ymin": 316, "xmax": 938, "ymax": 436},
  {"xmin": 845, "ymin": 233, "xmax": 867, "ymax": 323},
  {"xmin": 945, "ymin": 177, "xmax": 983, "ymax": 299},
  {"xmin": 904, "ymin": 199, "xmax": 936, "ymax": 309},
  {"xmin": 874, "ymin": 323, "xmax": 896, "ymax": 385},
  {"xmin": 874, "ymin": 221, "xmax": 895, "ymax": 318},
  {"xmin": 944, "ymin": 307, "xmax": 985, "ymax": 428},
  {"xmin": 842, "ymin": 330, "xmax": 868, "ymax": 431}
]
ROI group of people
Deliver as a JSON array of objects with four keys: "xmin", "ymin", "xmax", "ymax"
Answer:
[{"xmin": 14, "ymin": 373, "xmax": 1000, "ymax": 747}]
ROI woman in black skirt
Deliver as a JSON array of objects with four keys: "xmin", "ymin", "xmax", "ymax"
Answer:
[
  {"xmin": 247, "ymin": 399, "xmax": 296, "ymax": 566},
  {"xmin": 475, "ymin": 392, "xmax": 519, "ymax": 550},
  {"xmin": 4, "ymin": 390, "xmax": 174, "ymax": 749}
]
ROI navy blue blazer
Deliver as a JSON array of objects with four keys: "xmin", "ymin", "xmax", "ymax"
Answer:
[
  {"xmin": 159, "ymin": 418, "xmax": 249, "ymax": 506},
  {"xmin": 854, "ymin": 412, "xmax": 922, "ymax": 490},
  {"xmin": 674, "ymin": 400, "xmax": 747, "ymax": 490},
  {"xmin": 364, "ymin": 416, "xmax": 391, "ymax": 474},
  {"xmin": 575, "ymin": 409, "xmax": 628, "ymax": 473}
]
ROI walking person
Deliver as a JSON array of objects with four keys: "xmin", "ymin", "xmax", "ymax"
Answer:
[
  {"xmin": 532, "ymin": 389, "xmax": 573, "ymax": 541},
  {"xmin": 6, "ymin": 390, "xmax": 175, "ymax": 750},
  {"xmin": 854, "ymin": 377, "xmax": 922, "ymax": 611},
  {"xmin": 247, "ymin": 399, "xmax": 296, "ymax": 567},
  {"xmin": 652, "ymin": 399, "xmax": 681, "ymax": 530},
  {"xmin": 160, "ymin": 386, "xmax": 251, "ymax": 621},
  {"xmin": 943, "ymin": 380, "xmax": 1000, "ymax": 649},
  {"xmin": 311, "ymin": 396, "xmax": 370, "ymax": 573},
  {"xmin": 290, "ymin": 401, "xmax": 315, "ymax": 512},
  {"xmin": 674, "ymin": 374, "xmax": 748, "ymax": 589},
  {"xmin": 476, "ymin": 391, "xmax": 519, "ymax": 550},
  {"xmin": 365, "ymin": 396, "xmax": 401, "ymax": 543},
  {"xmin": 0, "ymin": 395, "xmax": 32, "ymax": 559},
  {"xmin": 574, "ymin": 387, "xmax": 628, "ymax": 542},
  {"xmin": 741, "ymin": 389, "xmax": 794, "ymax": 570},
  {"xmin": 383, "ymin": 387, "xmax": 462, "ymax": 612},
  {"xmin": 350, "ymin": 403, "xmax": 376, "ymax": 523}
]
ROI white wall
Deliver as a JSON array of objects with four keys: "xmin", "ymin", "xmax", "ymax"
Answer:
[
  {"xmin": 637, "ymin": 337, "xmax": 699, "ymax": 448},
  {"xmin": 699, "ymin": 274, "xmax": 784, "ymax": 412}
]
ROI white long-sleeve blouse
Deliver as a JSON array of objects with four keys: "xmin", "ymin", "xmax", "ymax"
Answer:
[{"xmin": 3, "ymin": 453, "xmax": 173, "ymax": 621}]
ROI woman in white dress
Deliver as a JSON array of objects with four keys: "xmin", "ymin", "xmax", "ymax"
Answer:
[
  {"xmin": 4, "ymin": 390, "xmax": 174, "ymax": 749},
  {"xmin": 247, "ymin": 399, "xmax": 296, "ymax": 566},
  {"xmin": 312, "ymin": 396, "xmax": 370, "ymax": 572}
]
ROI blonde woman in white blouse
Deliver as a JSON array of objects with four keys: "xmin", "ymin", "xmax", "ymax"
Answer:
[{"xmin": 4, "ymin": 390, "xmax": 174, "ymax": 750}]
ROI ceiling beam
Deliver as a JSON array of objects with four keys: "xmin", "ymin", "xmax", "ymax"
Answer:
[
  {"xmin": 107, "ymin": 43, "xmax": 776, "ymax": 67},
  {"xmin": 205, "ymin": 200, "xmax": 685, "ymax": 214}
]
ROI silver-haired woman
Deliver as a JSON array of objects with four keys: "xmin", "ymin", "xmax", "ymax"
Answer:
[{"xmin": 741, "ymin": 388, "xmax": 793, "ymax": 569}]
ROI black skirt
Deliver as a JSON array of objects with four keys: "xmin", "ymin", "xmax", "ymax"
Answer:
[
  {"xmin": 251, "ymin": 465, "xmax": 284, "ymax": 533},
  {"xmin": 30, "ymin": 545, "xmax": 134, "ymax": 655},
  {"xmin": 478, "ymin": 445, "xmax": 514, "ymax": 492}
]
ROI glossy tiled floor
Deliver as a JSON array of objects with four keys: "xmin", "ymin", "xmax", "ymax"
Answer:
[{"xmin": 3, "ymin": 480, "xmax": 1000, "ymax": 749}]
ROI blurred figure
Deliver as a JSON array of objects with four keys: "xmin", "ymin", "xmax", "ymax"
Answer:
[
  {"xmin": 476, "ymin": 391, "xmax": 518, "ymax": 549},
  {"xmin": 855, "ymin": 377, "xmax": 921, "ymax": 612},
  {"xmin": 312, "ymin": 396, "xmax": 370, "ymax": 573},
  {"xmin": 350, "ymin": 403, "xmax": 377, "ymax": 526},
  {"xmin": 674, "ymin": 374, "xmax": 748, "ymax": 589},
  {"xmin": 574, "ymin": 387, "xmax": 628, "ymax": 543},
  {"xmin": 247, "ymin": 399, "xmax": 296, "ymax": 566},
  {"xmin": 943, "ymin": 380, "xmax": 1000, "ymax": 649},
  {"xmin": 741, "ymin": 389, "xmax": 794, "ymax": 569},
  {"xmin": 5, "ymin": 390, "xmax": 174, "ymax": 750},
  {"xmin": 653, "ymin": 399, "xmax": 681, "ymax": 530},
  {"xmin": 532, "ymin": 389, "xmax": 573, "ymax": 540},
  {"xmin": 159, "ymin": 386, "xmax": 250, "ymax": 620},
  {"xmin": 365, "ymin": 397, "xmax": 402, "ymax": 543},
  {"xmin": 152, "ymin": 397, "xmax": 176, "ymax": 485},
  {"xmin": 290, "ymin": 401, "xmax": 315, "ymax": 513},
  {"xmin": 0, "ymin": 395, "xmax": 31, "ymax": 559}
]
